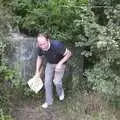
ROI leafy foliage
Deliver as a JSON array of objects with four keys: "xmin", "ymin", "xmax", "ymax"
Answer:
[
  {"xmin": 0, "ymin": 109, "xmax": 13, "ymax": 120},
  {"xmin": 0, "ymin": 0, "xmax": 120, "ymax": 110},
  {"xmin": 84, "ymin": 5, "xmax": 120, "ymax": 98},
  {"xmin": 10, "ymin": 0, "xmax": 88, "ymax": 37},
  {"xmin": 9, "ymin": 0, "xmax": 120, "ymax": 99}
]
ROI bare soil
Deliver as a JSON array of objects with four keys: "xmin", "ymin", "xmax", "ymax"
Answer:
[{"xmin": 10, "ymin": 98, "xmax": 66, "ymax": 120}]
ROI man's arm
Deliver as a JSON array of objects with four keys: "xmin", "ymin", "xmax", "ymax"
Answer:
[
  {"xmin": 55, "ymin": 48, "xmax": 72, "ymax": 72},
  {"xmin": 58, "ymin": 48, "xmax": 72, "ymax": 65},
  {"xmin": 35, "ymin": 56, "xmax": 43, "ymax": 75}
]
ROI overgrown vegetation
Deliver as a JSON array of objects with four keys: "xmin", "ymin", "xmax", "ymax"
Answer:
[
  {"xmin": 0, "ymin": 35, "xmax": 14, "ymax": 119},
  {"xmin": 0, "ymin": 0, "xmax": 120, "ymax": 119}
]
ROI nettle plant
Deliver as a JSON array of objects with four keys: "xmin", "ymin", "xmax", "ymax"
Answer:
[
  {"xmin": 73, "ymin": 4, "xmax": 120, "ymax": 97},
  {"xmin": 86, "ymin": 5, "xmax": 120, "ymax": 97}
]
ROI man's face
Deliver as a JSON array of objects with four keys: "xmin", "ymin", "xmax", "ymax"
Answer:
[{"xmin": 37, "ymin": 36, "xmax": 49, "ymax": 51}]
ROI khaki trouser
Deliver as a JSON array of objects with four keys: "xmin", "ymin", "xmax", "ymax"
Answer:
[{"xmin": 44, "ymin": 62, "xmax": 66, "ymax": 105}]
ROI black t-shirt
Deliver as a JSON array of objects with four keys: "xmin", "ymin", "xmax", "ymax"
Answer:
[{"xmin": 37, "ymin": 40, "xmax": 66, "ymax": 64}]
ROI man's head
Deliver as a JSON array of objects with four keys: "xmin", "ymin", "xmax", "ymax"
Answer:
[{"xmin": 37, "ymin": 33, "xmax": 50, "ymax": 51}]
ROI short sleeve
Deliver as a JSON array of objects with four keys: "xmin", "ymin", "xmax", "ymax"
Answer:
[
  {"xmin": 37, "ymin": 47, "xmax": 43, "ymax": 56},
  {"xmin": 53, "ymin": 41, "xmax": 66, "ymax": 55}
]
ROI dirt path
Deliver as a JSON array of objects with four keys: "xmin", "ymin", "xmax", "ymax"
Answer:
[
  {"xmin": 11, "ymin": 99, "xmax": 65, "ymax": 120},
  {"xmin": 10, "ymin": 94, "xmax": 119, "ymax": 120}
]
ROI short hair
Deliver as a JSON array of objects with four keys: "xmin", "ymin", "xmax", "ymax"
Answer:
[{"xmin": 37, "ymin": 32, "xmax": 50, "ymax": 40}]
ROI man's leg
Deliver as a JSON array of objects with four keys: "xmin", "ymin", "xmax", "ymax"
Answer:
[
  {"xmin": 53, "ymin": 65, "xmax": 66, "ymax": 100},
  {"xmin": 44, "ymin": 63, "xmax": 55, "ymax": 105}
]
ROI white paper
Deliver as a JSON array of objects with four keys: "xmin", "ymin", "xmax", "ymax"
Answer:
[{"xmin": 27, "ymin": 77, "xmax": 43, "ymax": 93}]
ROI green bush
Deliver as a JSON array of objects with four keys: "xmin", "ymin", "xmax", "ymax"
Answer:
[
  {"xmin": 0, "ymin": 109, "xmax": 14, "ymax": 120},
  {"xmin": 1, "ymin": 0, "xmax": 120, "ymax": 110}
]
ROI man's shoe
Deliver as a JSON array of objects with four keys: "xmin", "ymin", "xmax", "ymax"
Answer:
[
  {"xmin": 42, "ymin": 102, "xmax": 48, "ymax": 109},
  {"xmin": 59, "ymin": 90, "xmax": 64, "ymax": 101}
]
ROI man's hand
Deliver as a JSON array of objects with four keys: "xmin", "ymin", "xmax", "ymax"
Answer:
[{"xmin": 34, "ymin": 72, "xmax": 40, "ymax": 78}]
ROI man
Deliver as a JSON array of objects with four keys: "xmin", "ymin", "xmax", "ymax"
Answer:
[{"xmin": 35, "ymin": 33, "xmax": 72, "ymax": 108}]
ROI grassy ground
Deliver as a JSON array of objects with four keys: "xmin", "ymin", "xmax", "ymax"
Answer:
[{"xmin": 10, "ymin": 89, "xmax": 119, "ymax": 120}]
